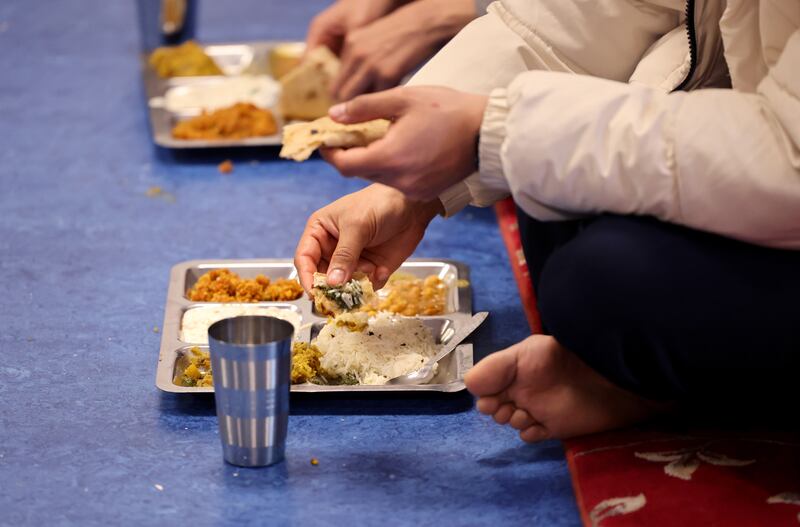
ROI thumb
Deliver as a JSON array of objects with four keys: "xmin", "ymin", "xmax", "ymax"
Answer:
[
  {"xmin": 327, "ymin": 224, "xmax": 371, "ymax": 285},
  {"xmin": 328, "ymin": 88, "xmax": 408, "ymax": 124}
]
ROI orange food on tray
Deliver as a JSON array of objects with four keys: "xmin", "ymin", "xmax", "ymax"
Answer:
[
  {"xmin": 378, "ymin": 273, "xmax": 447, "ymax": 316},
  {"xmin": 187, "ymin": 269, "xmax": 303, "ymax": 302},
  {"xmin": 172, "ymin": 103, "xmax": 278, "ymax": 140}
]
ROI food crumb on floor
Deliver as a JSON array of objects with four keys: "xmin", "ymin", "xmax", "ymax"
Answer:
[
  {"xmin": 218, "ymin": 159, "xmax": 234, "ymax": 174},
  {"xmin": 145, "ymin": 186, "xmax": 175, "ymax": 202},
  {"xmin": 154, "ymin": 484, "xmax": 164, "ymax": 491},
  {"xmin": 310, "ymin": 458, "xmax": 319, "ymax": 466},
  {"xmin": 152, "ymin": 326, "xmax": 160, "ymax": 333}
]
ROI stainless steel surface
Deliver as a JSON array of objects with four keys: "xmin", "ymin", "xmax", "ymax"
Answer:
[
  {"xmin": 387, "ymin": 311, "xmax": 488, "ymax": 385},
  {"xmin": 208, "ymin": 316, "xmax": 293, "ymax": 467},
  {"xmin": 156, "ymin": 258, "xmax": 475, "ymax": 393},
  {"xmin": 141, "ymin": 41, "xmax": 301, "ymax": 149}
]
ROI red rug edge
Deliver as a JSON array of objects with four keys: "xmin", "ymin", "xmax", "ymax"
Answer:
[
  {"xmin": 492, "ymin": 199, "xmax": 542, "ymax": 334},
  {"xmin": 493, "ymin": 198, "xmax": 589, "ymax": 527}
]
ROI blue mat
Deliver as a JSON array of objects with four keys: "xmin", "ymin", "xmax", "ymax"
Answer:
[{"xmin": 0, "ymin": 1, "xmax": 580, "ymax": 525}]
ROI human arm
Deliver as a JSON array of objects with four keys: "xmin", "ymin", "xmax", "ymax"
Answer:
[
  {"xmin": 293, "ymin": 184, "xmax": 443, "ymax": 291},
  {"xmin": 476, "ymin": 30, "xmax": 800, "ymax": 248},
  {"xmin": 330, "ymin": 0, "xmax": 477, "ymax": 100},
  {"xmin": 305, "ymin": 0, "xmax": 402, "ymax": 55},
  {"xmin": 403, "ymin": 0, "xmax": 684, "ymax": 215},
  {"xmin": 322, "ymin": 87, "xmax": 487, "ymax": 202}
]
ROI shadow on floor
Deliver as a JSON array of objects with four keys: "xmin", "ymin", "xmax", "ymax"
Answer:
[
  {"xmin": 158, "ymin": 390, "xmax": 474, "ymax": 417},
  {"xmin": 153, "ymin": 143, "xmax": 293, "ymax": 165}
]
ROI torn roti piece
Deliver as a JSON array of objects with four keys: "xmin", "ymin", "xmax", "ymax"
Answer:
[
  {"xmin": 279, "ymin": 46, "xmax": 340, "ymax": 121},
  {"xmin": 312, "ymin": 272, "xmax": 377, "ymax": 316},
  {"xmin": 279, "ymin": 116, "xmax": 390, "ymax": 161}
]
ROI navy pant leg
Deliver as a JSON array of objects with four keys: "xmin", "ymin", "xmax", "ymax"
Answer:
[{"xmin": 518, "ymin": 212, "xmax": 800, "ymax": 403}]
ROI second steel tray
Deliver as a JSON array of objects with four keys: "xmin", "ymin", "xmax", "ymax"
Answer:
[{"xmin": 142, "ymin": 41, "xmax": 301, "ymax": 149}]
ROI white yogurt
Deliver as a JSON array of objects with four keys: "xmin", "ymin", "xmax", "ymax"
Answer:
[
  {"xmin": 151, "ymin": 75, "xmax": 281, "ymax": 113},
  {"xmin": 181, "ymin": 305, "xmax": 301, "ymax": 344}
]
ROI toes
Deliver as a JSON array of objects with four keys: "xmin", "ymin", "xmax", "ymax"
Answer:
[
  {"xmin": 476, "ymin": 396, "xmax": 498, "ymax": 415},
  {"xmin": 464, "ymin": 346, "xmax": 518, "ymax": 397},
  {"xmin": 475, "ymin": 393, "xmax": 510, "ymax": 415},
  {"xmin": 509, "ymin": 408, "xmax": 535, "ymax": 431},
  {"xmin": 492, "ymin": 403, "xmax": 515, "ymax": 425},
  {"xmin": 520, "ymin": 425, "xmax": 550, "ymax": 443}
]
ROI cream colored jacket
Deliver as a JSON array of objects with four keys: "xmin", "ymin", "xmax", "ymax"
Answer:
[{"xmin": 410, "ymin": 0, "xmax": 800, "ymax": 248}]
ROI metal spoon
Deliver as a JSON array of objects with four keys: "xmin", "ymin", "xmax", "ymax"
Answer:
[{"xmin": 387, "ymin": 311, "xmax": 488, "ymax": 385}]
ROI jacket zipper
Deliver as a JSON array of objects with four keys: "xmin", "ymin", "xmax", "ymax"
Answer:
[{"xmin": 674, "ymin": 0, "xmax": 697, "ymax": 91}]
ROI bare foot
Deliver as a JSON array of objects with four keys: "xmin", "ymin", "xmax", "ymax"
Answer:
[{"xmin": 464, "ymin": 335, "xmax": 670, "ymax": 443}]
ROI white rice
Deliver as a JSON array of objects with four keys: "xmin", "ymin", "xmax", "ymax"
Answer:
[
  {"xmin": 316, "ymin": 312, "xmax": 436, "ymax": 385},
  {"xmin": 181, "ymin": 305, "xmax": 301, "ymax": 344}
]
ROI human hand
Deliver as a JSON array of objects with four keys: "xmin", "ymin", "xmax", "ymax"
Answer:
[
  {"xmin": 322, "ymin": 86, "xmax": 488, "ymax": 202},
  {"xmin": 294, "ymin": 184, "xmax": 443, "ymax": 292},
  {"xmin": 306, "ymin": 0, "xmax": 400, "ymax": 56},
  {"xmin": 331, "ymin": 0, "xmax": 476, "ymax": 100}
]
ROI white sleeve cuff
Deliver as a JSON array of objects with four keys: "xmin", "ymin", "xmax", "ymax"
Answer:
[
  {"xmin": 477, "ymin": 87, "xmax": 510, "ymax": 191},
  {"xmin": 438, "ymin": 180, "xmax": 473, "ymax": 217},
  {"xmin": 437, "ymin": 87, "xmax": 512, "ymax": 217}
]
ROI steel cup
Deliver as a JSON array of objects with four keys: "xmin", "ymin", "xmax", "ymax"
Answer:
[
  {"xmin": 208, "ymin": 316, "xmax": 293, "ymax": 467},
  {"xmin": 136, "ymin": 0, "xmax": 197, "ymax": 52}
]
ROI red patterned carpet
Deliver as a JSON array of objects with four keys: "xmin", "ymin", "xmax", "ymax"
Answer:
[{"xmin": 493, "ymin": 199, "xmax": 800, "ymax": 527}]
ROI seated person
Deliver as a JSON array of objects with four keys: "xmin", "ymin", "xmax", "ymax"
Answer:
[{"xmin": 295, "ymin": 0, "xmax": 800, "ymax": 442}]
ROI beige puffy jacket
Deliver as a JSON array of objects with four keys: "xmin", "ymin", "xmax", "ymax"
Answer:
[{"xmin": 410, "ymin": 0, "xmax": 800, "ymax": 248}]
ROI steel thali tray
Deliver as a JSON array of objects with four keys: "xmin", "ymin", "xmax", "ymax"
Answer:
[
  {"xmin": 156, "ymin": 259, "xmax": 475, "ymax": 393},
  {"xmin": 142, "ymin": 41, "xmax": 302, "ymax": 149}
]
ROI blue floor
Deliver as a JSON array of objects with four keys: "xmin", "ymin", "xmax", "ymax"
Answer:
[{"xmin": 0, "ymin": 1, "xmax": 580, "ymax": 525}]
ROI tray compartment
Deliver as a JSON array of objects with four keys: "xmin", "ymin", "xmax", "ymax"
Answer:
[
  {"xmin": 310, "ymin": 261, "xmax": 465, "ymax": 316},
  {"xmin": 183, "ymin": 261, "xmax": 299, "ymax": 299},
  {"xmin": 179, "ymin": 302, "xmax": 303, "ymax": 344},
  {"xmin": 309, "ymin": 317, "xmax": 455, "ymax": 344}
]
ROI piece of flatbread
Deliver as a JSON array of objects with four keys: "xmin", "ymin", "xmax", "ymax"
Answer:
[
  {"xmin": 311, "ymin": 271, "xmax": 377, "ymax": 317},
  {"xmin": 280, "ymin": 116, "xmax": 391, "ymax": 161},
  {"xmin": 279, "ymin": 46, "xmax": 340, "ymax": 121}
]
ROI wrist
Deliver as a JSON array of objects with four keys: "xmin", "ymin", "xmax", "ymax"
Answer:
[
  {"xmin": 396, "ymin": 0, "xmax": 475, "ymax": 45},
  {"xmin": 341, "ymin": 0, "xmax": 406, "ymax": 20},
  {"xmin": 413, "ymin": 196, "xmax": 445, "ymax": 223},
  {"xmin": 424, "ymin": 198, "xmax": 446, "ymax": 219},
  {"xmin": 425, "ymin": 0, "xmax": 476, "ymax": 38}
]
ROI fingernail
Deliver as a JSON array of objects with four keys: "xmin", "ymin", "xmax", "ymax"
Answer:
[
  {"xmin": 328, "ymin": 268, "xmax": 345, "ymax": 285},
  {"xmin": 329, "ymin": 103, "xmax": 346, "ymax": 120},
  {"xmin": 376, "ymin": 267, "xmax": 390, "ymax": 282}
]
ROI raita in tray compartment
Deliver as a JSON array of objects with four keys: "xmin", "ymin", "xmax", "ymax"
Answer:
[
  {"xmin": 180, "ymin": 303, "xmax": 302, "ymax": 344},
  {"xmin": 151, "ymin": 75, "xmax": 281, "ymax": 116}
]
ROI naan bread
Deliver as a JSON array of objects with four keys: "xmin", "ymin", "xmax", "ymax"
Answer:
[
  {"xmin": 311, "ymin": 272, "xmax": 376, "ymax": 317},
  {"xmin": 279, "ymin": 46, "xmax": 339, "ymax": 121},
  {"xmin": 279, "ymin": 116, "xmax": 391, "ymax": 161}
]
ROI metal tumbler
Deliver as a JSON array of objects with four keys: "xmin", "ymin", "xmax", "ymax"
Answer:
[
  {"xmin": 136, "ymin": 0, "xmax": 197, "ymax": 52},
  {"xmin": 208, "ymin": 316, "xmax": 293, "ymax": 467}
]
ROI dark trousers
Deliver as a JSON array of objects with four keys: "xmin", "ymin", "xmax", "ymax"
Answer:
[{"xmin": 517, "ymin": 210, "xmax": 800, "ymax": 404}]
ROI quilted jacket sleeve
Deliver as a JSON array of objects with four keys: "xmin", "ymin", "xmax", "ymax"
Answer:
[
  {"xmin": 406, "ymin": 0, "xmax": 682, "ymax": 215},
  {"xmin": 479, "ymin": 29, "xmax": 800, "ymax": 247}
]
